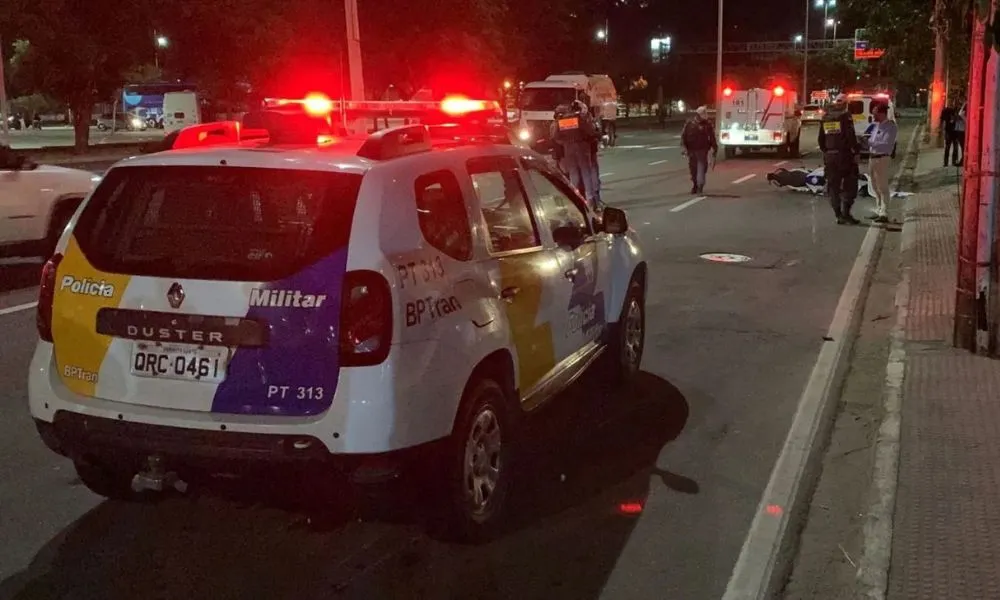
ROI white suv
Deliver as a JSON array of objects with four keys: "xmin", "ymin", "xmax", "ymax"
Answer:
[
  {"xmin": 0, "ymin": 151, "xmax": 99, "ymax": 258},
  {"xmin": 28, "ymin": 98, "xmax": 648, "ymax": 540}
]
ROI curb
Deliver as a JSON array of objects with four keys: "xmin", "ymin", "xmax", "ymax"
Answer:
[{"xmin": 721, "ymin": 120, "xmax": 925, "ymax": 600}]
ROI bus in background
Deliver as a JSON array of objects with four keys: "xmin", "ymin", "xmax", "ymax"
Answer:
[{"xmin": 122, "ymin": 82, "xmax": 198, "ymax": 128}]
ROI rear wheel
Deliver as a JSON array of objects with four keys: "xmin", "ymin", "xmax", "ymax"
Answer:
[
  {"xmin": 444, "ymin": 378, "xmax": 514, "ymax": 542},
  {"xmin": 790, "ymin": 135, "xmax": 801, "ymax": 158}
]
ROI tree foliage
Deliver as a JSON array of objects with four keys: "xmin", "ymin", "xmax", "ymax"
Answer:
[
  {"xmin": 842, "ymin": 0, "xmax": 970, "ymax": 89},
  {"xmin": 1, "ymin": 0, "xmax": 152, "ymax": 150}
]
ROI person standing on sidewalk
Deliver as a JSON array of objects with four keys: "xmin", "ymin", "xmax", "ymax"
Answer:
[
  {"xmin": 818, "ymin": 94, "xmax": 862, "ymax": 225},
  {"xmin": 940, "ymin": 103, "xmax": 960, "ymax": 166},
  {"xmin": 866, "ymin": 103, "xmax": 898, "ymax": 223},
  {"xmin": 953, "ymin": 102, "xmax": 967, "ymax": 167},
  {"xmin": 681, "ymin": 106, "xmax": 717, "ymax": 194}
]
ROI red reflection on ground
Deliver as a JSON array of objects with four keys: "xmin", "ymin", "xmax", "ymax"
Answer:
[
  {"xmin": 618, "ymin": 501, "xmax": 644, "ymax": 515},
  {"xmin": 766, "ymin": 504, "xmax": 783, "ymax": 516}
]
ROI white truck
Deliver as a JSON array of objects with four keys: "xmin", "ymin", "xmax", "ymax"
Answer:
[
  {"xmin": 515, "ymin": 72, "xmax": 619, "ymax": 149},
  {"xmin": 718, "ymin": 86, "xmax": 803, "ymax": 158},
  {"xmin": 0, "ymin": 153, "xmax": 100, "ymax": 258}
]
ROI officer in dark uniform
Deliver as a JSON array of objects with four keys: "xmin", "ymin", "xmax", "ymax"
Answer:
[{"xmin": 818, "ymin": 94, "xmax": 861, "ymax": 224}]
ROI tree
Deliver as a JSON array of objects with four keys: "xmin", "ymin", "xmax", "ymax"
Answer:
[
  {"xmin": 150, "ymin": 0, "xmax": 298, "ymax": 103},
  {"xmin": 1, "ymin": 0, "xmax": 152, "ymax": 151},
  {"xmin": 361, "ymin": 0, "xmax": 513, "ymax": 96}
]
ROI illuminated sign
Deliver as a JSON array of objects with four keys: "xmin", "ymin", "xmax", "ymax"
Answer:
[{"xmin": 853, "ymin": 29, "xmax": 885, "ymax": 60}]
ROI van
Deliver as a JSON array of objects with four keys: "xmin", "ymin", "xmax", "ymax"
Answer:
[{"xmin": 162, "ymin": 92, "xmax": 201, "ymax": 133}]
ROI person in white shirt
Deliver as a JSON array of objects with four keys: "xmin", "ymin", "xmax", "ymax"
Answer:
[{"xmin": 866, "ymin": 103, "xmax": 898, "ymax": 223}]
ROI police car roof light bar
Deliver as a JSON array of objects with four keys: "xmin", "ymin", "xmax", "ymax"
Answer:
[
  {"xmin": 261, "ymin": 95, "xmax": 502, "ymax": 120},
  {"xmin": 171, "ymin": 120, "xmax": 270, "ymax": 150}
]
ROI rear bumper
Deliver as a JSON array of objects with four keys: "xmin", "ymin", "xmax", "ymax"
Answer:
[
  {"xmin": 34, "ymin": 413, "xmax": 431, "ymax": 483},
  {"xmin": 719, "ymin": 133, "xmax": 786, "ymax": 147}
]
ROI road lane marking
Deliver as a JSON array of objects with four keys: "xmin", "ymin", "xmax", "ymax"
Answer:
[
  {"xmin": 647, "ymin": 145, "xmax": 679, "ymax": 150},
  {"xmin": 670, "ymin": 196, "xmax": 705, "ymax": 212},
  {"xmin": 601, "ymin": 172, "xmax": 614, "ymax": 177},
  {"xmin": 732, "ymin": 174, "xmax": 757, "ymax": 184},
  {"xmin": 649, "ymin": 160, "xmax": 668, "ymax": 166},
  {"xmin": 615, "ymin": 145, "xmax": 648, "ymax": 149},
  {"xmin": 0, "ymin": 301, "xmax": 37, "ymax": 316},
  {"xmin": 774, "ymin": 160, "xmax": 788, "ymax": 167}
]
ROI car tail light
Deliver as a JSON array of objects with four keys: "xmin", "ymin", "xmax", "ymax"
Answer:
[
  {"xmin": 339, "ymin": 270, "xmax": 393, "ymax": 366},
  {"xmin": 720, "ymin": 132, "xmax": 730, "ymax": 140},
  {"xmin": 37, "ymin": 253, "xmax": 63, "ymax": 342},
  {"xmin": 773, "ymin": 131, "xmax": 783, "ymax": 141}
]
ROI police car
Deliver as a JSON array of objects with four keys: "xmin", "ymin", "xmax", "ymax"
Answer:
[{"xmin": 28, "ymin": 93, "xmax": 648, "ymax": 540}]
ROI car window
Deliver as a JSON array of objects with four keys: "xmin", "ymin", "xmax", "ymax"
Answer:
[
  {"xmin": 74, "ymin": 165, "xmax": 362, "ymax": 281},
  {"xmin": 525, "ymin": 167, "xmax": 591, "ymax": 238},
  {"xmin": 414, "ymin": 170, "xmax": 472, "ymax": 261},
  {"xmin": 848, "ymin": 101, "xmax": 865, "ymax": 115},
  {"xmin": 804, "ymin": 104, "xmax": 819, "ymax": 111},
  {"xmin": 466, "ymin": 156, "xmax": 540, "ymax": 254}
]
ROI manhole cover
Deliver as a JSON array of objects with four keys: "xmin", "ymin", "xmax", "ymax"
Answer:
[{"xmin": 700, "ymin": 253, "xmax": 752, "ymax": 264}]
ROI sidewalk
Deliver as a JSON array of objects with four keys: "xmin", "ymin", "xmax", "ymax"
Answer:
[{"xmin": 883, "ymin": 147, "xmax": 1000, "ymax": 599}]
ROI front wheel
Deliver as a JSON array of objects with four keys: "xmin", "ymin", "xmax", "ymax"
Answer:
[
  {"xmin": 444, "ymin": 378, "xmax": 514, "ymax": 542},
  {"xmin": 603, "ymin": 277, "xmax": 646, "ymax": 384}
]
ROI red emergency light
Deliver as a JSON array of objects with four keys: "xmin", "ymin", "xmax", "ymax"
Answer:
[
  {"xmin": 723, "ymin": 87, "xmax": 733, "ymax": 97},
  {"xmin": 773, "ymin": 86, "xmax": 785, "ymax": 97}
]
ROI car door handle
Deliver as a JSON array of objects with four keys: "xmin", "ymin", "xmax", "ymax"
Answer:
[
  {"xmin": 564, "ymin": 268, "xmax": 578, "ymax": 280},
  {"xmin": 500, "ymin": 286, "xmax": 520, "ymax": 302}
]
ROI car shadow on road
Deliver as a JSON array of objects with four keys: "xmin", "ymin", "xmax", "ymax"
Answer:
[{"xmin": 0, "ymin": 371, "xmax": 692, "ymax": 600}]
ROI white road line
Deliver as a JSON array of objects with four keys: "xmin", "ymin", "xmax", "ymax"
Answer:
[
  {"xmin": 615, "ymin": 145, "xmax": 648, "ymax": 149},
  {"xmin": 774, "ymin": 160, "xmax": 788, "ymax": 167},
  {"xmin": 732, "ymin": 173, "xmax": 757, "ymax": 184},
  {"xmin": 647, "ymin": 145, "xmax": 679, "ymax": 150},
  {"xmin": 648, "ymin": 160, "xmax": 668, "ymax": 166},
  {"xmin": 670, "ymin": 196, "xmax": 705, "ymax": 212},
  {"xmin": 672, "ymin": 135, "xmax": 682, "ymax": 138},
  {"xmin": 0, "ymin": 301, "xmax": 37, "ymax": 316},
  {"xmin": 601, "ymin": 172, "xmax": 615, "ymax": 177}
]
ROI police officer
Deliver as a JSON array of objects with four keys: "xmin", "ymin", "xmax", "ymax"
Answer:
[
  {"xmin": 551, "ymin": 100, "xmax": 599, "ymax": 208},
  {"xmin": 818, "ymin": 94, "xmax": 861, "ymax": 224}
]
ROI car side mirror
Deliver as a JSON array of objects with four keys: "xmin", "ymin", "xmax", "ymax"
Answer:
[
  {"xmin": 602, "ymin": 206, "xmax": 628, "ymax": 234},
  {"xmin": 552, "ymin": 225, "xmax": 585, "ymax": 249}
]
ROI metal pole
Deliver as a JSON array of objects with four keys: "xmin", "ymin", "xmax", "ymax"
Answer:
[
  {"xmin": 344, "ymin": 0, "xmax": 365, "ymax": 102},
  {"xmin": 955, "ymin": 5, "xmax": 988, "ymax": 351},
  {"xmin": 0, "ymin": 37, "xmax": 9, "ymax": 142},
  {"xmin": 823, "ymin": 3, "xmax": 828, "ymax": 40},
  {"xmin": 715, "ymin": 0, "xmax": 723, "ymax": 144},
  {"xmin": 803, "ymin": 0, "xmax": 809, "ymax": 98}
]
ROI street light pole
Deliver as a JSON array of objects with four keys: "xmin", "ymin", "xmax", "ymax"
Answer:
[
  {"xmin": 715, "ymin": 0, "xmax": 723, "ymax": 142},
  {"xmin": 344, "ymin": 0, "xmax": 365, "ymax": 102},
  {"xmin": 803, "ymin": 0, "xmax": 809, "ymax": 98}
]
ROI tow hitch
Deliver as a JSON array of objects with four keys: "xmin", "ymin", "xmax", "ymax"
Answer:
[{"xmin": 131, "ymin": 454, "xmax": 188, "ymax": 494}]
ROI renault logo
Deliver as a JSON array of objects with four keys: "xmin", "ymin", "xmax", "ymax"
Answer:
[{"xmin": 167, "ymin": 283, "xmax": 185, "ymax": 309}]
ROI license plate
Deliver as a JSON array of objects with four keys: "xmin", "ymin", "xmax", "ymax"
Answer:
[
  {"xmin": 130, "ymin": 342, "xmax": 228, "ymax": 383},
  {"xmin": 745, "ymin": 134, "xmax": 758, "ymax": 141}
]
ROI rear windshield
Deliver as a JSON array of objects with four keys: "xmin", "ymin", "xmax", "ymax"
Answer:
[
  {"xmin": 519, "ymin": 88, "xmax": 577, "ymax": 112},
  {"xmin": 74, "ymin": 165, "xmax": 362, "ymax": 281},
  {"xmin": 848, "ymin": 101, "xmax": 865, "ymax": 114},
  {"xmin": 804, "ymin": 104, "xmax": 820, "ymax": 110}
]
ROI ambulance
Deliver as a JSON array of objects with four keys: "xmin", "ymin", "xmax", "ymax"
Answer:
[
  {"xmin": 516, "ymin": 73, "xmax": 619, "ymax": 149},
  {"xmin": 845, "ymin": 92, "xmax": 898, "ymax": 157},
  {"xmin": 717, "ymin": 86, "xmax": 803, "ymax": 159}
]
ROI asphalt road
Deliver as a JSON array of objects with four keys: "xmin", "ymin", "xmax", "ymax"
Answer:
[{"xmin": 0, "ymin": 120, "xmax": 918, "ymax": 600}]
